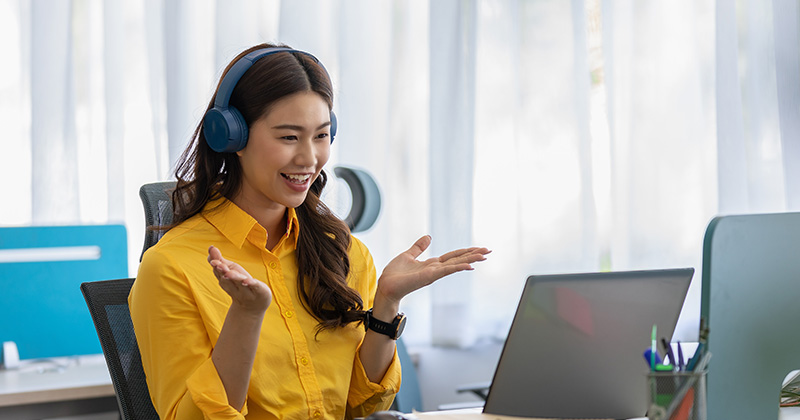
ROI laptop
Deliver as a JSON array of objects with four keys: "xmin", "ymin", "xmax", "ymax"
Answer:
[{"xmin": 482, "ymin": 268, "xmax": 694, "ymax": 419}]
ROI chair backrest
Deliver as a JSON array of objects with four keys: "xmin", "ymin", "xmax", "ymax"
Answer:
[
  {"xmin": 81, "ymin": 278, "xmax": 160, "ymax": 420},
  {"xmin": 392, "ymin": 338, "xmax": 424, "ymax": 412},
  {"xmin": 332, "ymin": 166, "xmax": 382, "ymax": 233},
  {"xmin": 138, "ymin": 181, "xmax": 176, "ymax": 261}
]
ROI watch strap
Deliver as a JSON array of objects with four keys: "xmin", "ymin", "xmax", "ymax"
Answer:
[{"xmin": 364, "ymin": 308, "xmax": 405, "ymax": 339}]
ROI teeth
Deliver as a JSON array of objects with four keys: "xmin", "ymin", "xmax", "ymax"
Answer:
[{"xmin": 284, "ymin": 174, "xmax": 311, "ymax": 183}]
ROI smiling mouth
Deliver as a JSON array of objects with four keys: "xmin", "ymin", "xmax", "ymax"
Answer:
[{"xmin": 282, "ymin": 173, "xmax": 311, "ymax": 184}]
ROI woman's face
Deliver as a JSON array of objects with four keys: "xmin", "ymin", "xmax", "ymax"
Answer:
[{"xmin": 236, "ymin": 91, "xmax": 332, "ymax": 211}]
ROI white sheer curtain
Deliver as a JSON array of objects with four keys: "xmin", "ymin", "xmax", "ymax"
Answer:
[
  {"xmin": 436, "ymin": 0, "xmax": 799, "ymax": 345},
  {"xmin": 717, "ymin": 0, "xmax": 800, "ymax": 214},
  {"xmin": 602, "ymin": 0, "xmax": 717, "ymax": 340},
  {"xmin": 468, "ymin": 0, "xmax": 601, "ymax": 344},
  {"xmin": 2, "ymin": 0, "xmax": 798, "ymax": 347}
]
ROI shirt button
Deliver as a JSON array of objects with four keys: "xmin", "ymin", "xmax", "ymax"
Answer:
[
  {"xmin": 285, "ymin": 310, "xmax": 294, "ymax": 318},
  {"xmin": 301, "ymin": 357, "xmax": 309, "ymax": 366},
  {"xmin": 268, "ymin": 261, "xmax": 277, "ymax": 269}
]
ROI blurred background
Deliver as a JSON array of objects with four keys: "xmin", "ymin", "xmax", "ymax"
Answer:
[{"xmin": 1, "ymin": 0, "xmax": 798, "ymax": 356}]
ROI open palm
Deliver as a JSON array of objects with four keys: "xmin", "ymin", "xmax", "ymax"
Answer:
[
  {"xmin": 207, "ymin": 245, "xmax": 273, "ymax": 314},
  {"xmin": 376, "ymin": 236, "xmax": 491, "ymax": 304}
]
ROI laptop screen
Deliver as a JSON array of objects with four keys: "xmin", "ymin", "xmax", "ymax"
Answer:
[{"xmin": 483, "ymin": 268, "xmax": 693, "ymax": 419}]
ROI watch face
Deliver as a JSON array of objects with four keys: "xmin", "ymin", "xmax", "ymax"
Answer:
[{"xmin": 395, "ymin": 315, "xmax": 407, "ymax": 339}]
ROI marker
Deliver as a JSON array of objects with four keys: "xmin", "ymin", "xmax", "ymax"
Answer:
[
  {"xmin": 644, "ymin": 348, "xmax": 663, "ymax": 367},
  {"xmin": 651, "ymin": 324, "xmax": 657, "ymax": 370},
  {"xmin": 676, "ymin": 341, "xmax": 685, "ymax": 371}
]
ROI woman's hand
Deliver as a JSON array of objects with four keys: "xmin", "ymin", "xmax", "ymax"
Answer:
[
  {"xmin": 207, "ymin": 246, "xmax": 272, "ymax": 314},
  {"xmin": 375, "ymin": 235, "xmax": 490, "ymax": 307},
  {"xmin": 359, "ymin": 236, "xmax": 489, "ymax": 382},
  {"xmin": 207, "ymin": 246, "xmax": 270, "ymax": 410}
]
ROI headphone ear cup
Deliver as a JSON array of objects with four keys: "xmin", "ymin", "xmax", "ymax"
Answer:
[
  {"xmin": 203, "ymin": 106, "xmax": 249, "ymax": 153},
  {"xmin": 329, "ymin": 111, "xmax": 337, "ymax": 143}
]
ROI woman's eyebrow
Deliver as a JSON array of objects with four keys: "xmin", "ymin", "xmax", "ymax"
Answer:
[{"xmin": 271, "ymin": 122, "xmax": 332, "ymax": 131}]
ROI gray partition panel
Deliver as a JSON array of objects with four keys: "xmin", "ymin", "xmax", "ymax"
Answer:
[{"xmin": 702, "ymin": 212, "xmax": 800, "ymax": 420}]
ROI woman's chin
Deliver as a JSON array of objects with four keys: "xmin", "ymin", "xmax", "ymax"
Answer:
[{"xmin": 280, "ymin": 194, "xmax": 310, "ymax": 209}]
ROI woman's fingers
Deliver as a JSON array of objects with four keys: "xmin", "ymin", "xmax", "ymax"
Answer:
[
  {"xmin": 425, "ymin": 248, "xmax": 491, "ymax": 282},
  {"xmin": 206, "ymin": 245, "xmax": 272, "ymax": 312},
  {"xmin": 404, "ymin": 237, "xmax": 490, "ymax": 274},
  {"xmin": 438, "ymin": 247, "xmax": 491, "ymax": 263},
  {"xmin": 405, "ymin": 235, "xmax": 432, "ymax": 259},
  {"xmin": 208, "ymin": 245, "xmax": 222, "ymax": 262},
  {"xmin": 208, "ymin": 246, "xmax": 252, "ymax": 285},
  {"xmin": 437, "ymin": 247, "xmax": 479, "ymax": 260}
]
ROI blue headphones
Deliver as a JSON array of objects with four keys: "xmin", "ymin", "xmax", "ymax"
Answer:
[{"xmin": 203, "ymin": 47, "xmax": 337, "ymax": 153}]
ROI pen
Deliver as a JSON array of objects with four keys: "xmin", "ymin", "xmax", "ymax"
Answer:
[
  {"xmin": 686, "ymin": 342, "xmax": 704, "ymax": 371},
  {"xmin": 691, "ymin": 350, "xmax": 712, "ymax": 373},
  {"xmin": 661, "ymin": 338, "xmax": 678, "ymax": 367},
  {"xmin": 661, "ymin": 338, "xmax": 676, "ymax": 368},
  {"xmin": 676, "ymin": 340, "xmax": 684, "ymax": 371}
]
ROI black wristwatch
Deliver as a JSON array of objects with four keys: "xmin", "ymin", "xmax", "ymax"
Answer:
[{"xmin": 364, "ymin": 308, "xmax": 407, "ymax": 340}]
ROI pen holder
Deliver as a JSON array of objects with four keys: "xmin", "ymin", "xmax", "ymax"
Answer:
[{"xmin": 646, "ymin": 368, "xmax": 707, "ymax": 420}]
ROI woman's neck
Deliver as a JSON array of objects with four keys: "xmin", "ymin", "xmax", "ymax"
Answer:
[{"xmin": 230, "ymin": 194, "xmax": 288, "ymax": 250}]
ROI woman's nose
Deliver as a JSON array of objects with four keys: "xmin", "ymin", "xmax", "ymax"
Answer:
[{"xmin": 294, "ymin": 139, "xmax": 318, "ymax": 167}]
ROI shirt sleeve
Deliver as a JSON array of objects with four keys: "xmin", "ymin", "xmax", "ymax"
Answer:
[
  {"xmin": 344, "ymin": 238, "xmax": 403, "ymax": 417},
  {"xmin": 130, "ymin": 247, "xmax": 248, "ymax": 420},
  {"xmin": 346, "ymin": 343, "xmax": 402, "ymax": 418}
]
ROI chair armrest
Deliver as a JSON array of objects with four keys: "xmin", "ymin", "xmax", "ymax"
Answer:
[
  {"xmin": 455, "ymin": 381, "xmax": 491, "ymax": 400},
  {"xmin": 437, "ymin": 400, "xmax": 486, "ymax": 411}
]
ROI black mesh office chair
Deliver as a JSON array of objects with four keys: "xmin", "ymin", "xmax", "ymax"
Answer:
[{"xmin": 80, "ymin": 278, "xmax": 160, "ymax": 420}]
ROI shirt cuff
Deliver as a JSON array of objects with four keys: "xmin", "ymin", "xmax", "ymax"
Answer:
[
  {"xmin": 185, "ymin": 358, "xmax": 249, "ymax": 419},
  {"xmin": 347, "ymin": 343, "xmax": 403, "ymax": 409}
]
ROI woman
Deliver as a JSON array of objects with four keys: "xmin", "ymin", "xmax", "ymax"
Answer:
[{"xmin": 129, "ymin": 43, "xmax": 489, "ymax": 420}]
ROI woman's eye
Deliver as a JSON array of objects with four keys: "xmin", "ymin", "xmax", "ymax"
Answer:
[
  {"xmin": 281, "ymin": 135, "xmax": 298, "ymax": 141},
  {"xmin": 316, "ymin": 133, "xmax": 329, "ymax": 140}
]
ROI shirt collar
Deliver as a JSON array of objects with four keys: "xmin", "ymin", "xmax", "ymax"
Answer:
[
  {"xmin": 202, "ymin": 196, "xmax": 300, "ymax": 249},
  {"xmin": 285, "ymin": 207, "xmax": 300, "ymax": 249}
]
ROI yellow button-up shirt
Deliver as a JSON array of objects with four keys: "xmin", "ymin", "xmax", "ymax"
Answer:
[{"xmin": 129, "ymin": 197, "xmax": 401, "ymax": 420}]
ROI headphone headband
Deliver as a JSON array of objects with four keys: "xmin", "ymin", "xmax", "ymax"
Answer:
[
  {"xmin": 204, "ymin": 47, "xmax": 337, "ymax": 153},
  {"xmin": 214, "ymin": 47, "xmax": 325, "ymax": 108}
]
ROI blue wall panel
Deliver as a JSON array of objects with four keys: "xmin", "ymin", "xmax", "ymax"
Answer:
[{"xmin": 0, "ymin": 225, "xmax": 128, "ymax": 360}]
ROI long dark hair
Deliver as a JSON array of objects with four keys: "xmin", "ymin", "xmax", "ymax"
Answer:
[{"xmin": 171, "ymin": 43, "xmax": 364, "ymax": 330}]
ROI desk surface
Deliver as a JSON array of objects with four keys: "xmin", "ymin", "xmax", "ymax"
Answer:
[
  {"xmin": 409, "ymin": 406, "xmax": 800, "ymax": 419},
  {"xmin": 5, "ymin": 357, "xmax": 800, "ymax": 420},
  {"xmin": 0, "ymin": 354, "xmax": 114, "ymax": 407},
  {"xmin": 409, "ymin": 408, "xmax": 641, "ymax": 419}
]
